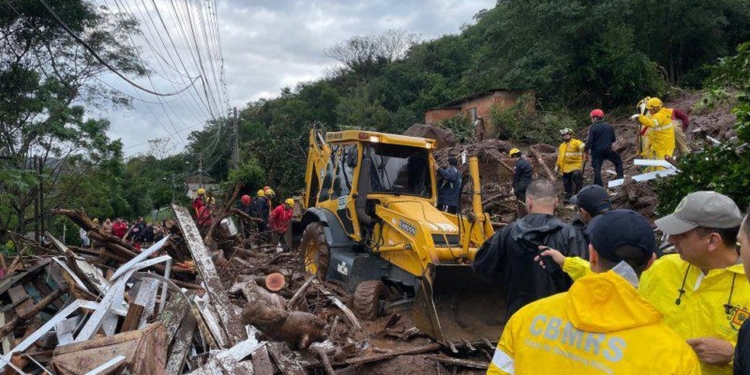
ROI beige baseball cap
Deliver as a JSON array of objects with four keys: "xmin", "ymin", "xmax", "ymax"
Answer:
[{"xmin": 655, "ymin": 191, "xmax": 742, "ymax": 235}]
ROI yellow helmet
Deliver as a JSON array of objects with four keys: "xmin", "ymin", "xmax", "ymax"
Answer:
[
  {"xmin": 197, "ymin": 188, "xmax": 205, "ymax": 195},
  {"xmin": 508, "ymin": 148, "xmax": 521, "ymax": 157},
  {"xmin": 285, "ymin": 198, "xmax": 294, "ymax": 206},
  {"xmin": 266, "ymin": 189, "xmax": 275, "ymax": 198},
  {"xmin": 646, "ymin": 97, "xmax": 663, "ymax": 110},
  {"xmin": 257, "ymin": 189, "xmax": 265, "ymax": 197}
]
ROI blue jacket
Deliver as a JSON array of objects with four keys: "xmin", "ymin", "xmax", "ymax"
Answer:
[{"xmin": 436, "ymin": 166, "xmax": 461, "ymax": 207}]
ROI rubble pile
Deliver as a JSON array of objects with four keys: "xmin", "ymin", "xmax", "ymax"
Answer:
[{"xmin": 0, "ymin": 204, "xmax": 491, "ymax": 375}]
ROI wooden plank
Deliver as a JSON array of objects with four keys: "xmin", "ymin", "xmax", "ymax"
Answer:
[
  {"xmin": 0, "ymin": 300, "xmax": 100, "ymax": 371},
  {"xmin": 173, "ymin": 204, "xmax": 247, "ymax": 346},
  {"xmin": 7, "ymin": 285, "xmax": 34, "ymax": 318},
  {"xmin": 267, "ymin": 342, "xmax": 306, "ymax": 375},
  {"xmin": 159, "ymin": 292, "xmax": 191, "ymax": 344},
  {"xmin": 314, "ymin": 281, "xmax": 361, "ymax": 330},
  {"xmin": 199, "ymin": 303, "xmax": 227, "ymax": 348},
  {"xmin": 83, "ymin": 355, "xmax": 126, "ymax": 375},
  {"xmin": 423, "ymin": 355, "xmax": 489, "ymax": 370},
  {"xmin": 0, "ymin": 313, "xmax": 11, "ymax": 354},
  {"xmin": 121, "ymin": 303, "xmax": 145, "ymax": 332},
  {"xmin": 110, "ymin": 236, "xmax": 171, "ymax": 281},
  {"xmin": 47, "ymin": 261, "xmax": 70, "ymax": 292},
  {"xmin": 31, "ymin": 277, "xmax": 64, "ymax": 310},
  {"xmin": 133, "ymin": 278, "xmax": 159, "ymax": 330},
  {"xmin": 55, "ymin": 316, "xmax": 82, "ymax": 346},
  {"xmin": 165, "ymin": 310, "xmax": 197, "ymax": 375},
  {"xmin": 334, "ymin": 343, "xmax": 442, "ymax": 366},
  {"xmin": 251, "ymin": 346, "xmax": 274, "ymax": 375}
]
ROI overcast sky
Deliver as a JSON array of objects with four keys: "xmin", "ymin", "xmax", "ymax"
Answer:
[{"xmin": 90, "ymin": 0, "xmax": 495, "ymax": 158}]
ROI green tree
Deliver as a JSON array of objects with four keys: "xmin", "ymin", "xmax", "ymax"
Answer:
[
  {"xmin": 657, "ymin": 41, "xmax": 750, "ymax": 213},
  {"xmin": 0, "ymin": 1, "xmax": 143, "ymax": 238}
]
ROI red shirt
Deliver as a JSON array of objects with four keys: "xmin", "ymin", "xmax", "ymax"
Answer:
[
  {"xmin": 196, "ymin": 206, "xmax": 211, "ymax": 227},
  {"xmin": 672, "ymin": 108, "xmax": 690, "ymax": 130},
  {"xmin": 192, "ymin": 196, "xmax": 205, "ymax": 213},
  {"xmin": 112, "ymin": 222, "xmax": 127, "ymax": 238},
  {"xmin": 270, "ymin": 205, "xmax": 293, "ymax": 233}
]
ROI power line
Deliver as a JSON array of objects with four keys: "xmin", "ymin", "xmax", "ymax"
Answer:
[{"xmin": 37, "ymin": 0, "xmax": 201, "ymax": 98}]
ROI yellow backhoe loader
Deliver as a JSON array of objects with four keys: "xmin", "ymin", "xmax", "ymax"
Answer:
[{"xmin": 297, "ymin": 127, "xmax": 504, "ymax": 349}]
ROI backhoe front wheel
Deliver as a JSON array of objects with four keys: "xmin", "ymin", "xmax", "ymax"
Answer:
[
  {"xmin": 353, "ymin": 280, "xmax": 389, "ymax": 320},
  {"xmin": 301, "ymin": 223, "xmax": 330, "ymax": 281}
]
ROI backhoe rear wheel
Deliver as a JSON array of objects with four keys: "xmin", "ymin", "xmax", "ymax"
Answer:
[
  {"xmin": 301, "ymin": 223, "xmax": 330, "ymax": 281},
  {"xmin": 353, "ymin": 280, "xmax": 388, "ymax": 320}
]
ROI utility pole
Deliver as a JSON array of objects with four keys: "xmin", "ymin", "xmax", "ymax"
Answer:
[
  {"xmin": 199, "ymin": 156, "xmax": 203, "ymax": 189},
  {"xmin": 232, "ymin": 107, "xmax": 239, "ymax": 169}
]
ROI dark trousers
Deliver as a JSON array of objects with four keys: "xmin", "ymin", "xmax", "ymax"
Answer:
[
  {"xmin": 514, "ymin": 181, "xmax": 530, "ymax": 201},
  {"xmin": 438, "ymin": 205, "xmax": 457, "ymax": 214},
  {"xmin": 562, "ymin": 170, "xmax": 583, "ymax": 199},
  {"xmin": 592, "ymin": 149, "xmax": 623, "ymax": 186}
]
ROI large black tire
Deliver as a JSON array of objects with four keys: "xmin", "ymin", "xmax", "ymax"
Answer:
[
  {"xmin": 353, "ymin": 280, "xmax": 388, "ymax": 320},
  {"xmin": 300, "ymin": 223, "xmax": 330, "ymax": 281}
]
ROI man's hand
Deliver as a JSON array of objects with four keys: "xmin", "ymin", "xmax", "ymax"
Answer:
[
  {"xmin": 554, "ymin": 166, "xmax": 560, "ymax": 175},
  {"xmin": 534, "ymin": 248, "xmax": 565, "ymax": 268},
  {"xmin": 686, "ymin": 337, "xmax": 734, "ymax": 365},
  {"xmin": 629, "ymin": 114, "xmax": 640, "ymax": 121}
]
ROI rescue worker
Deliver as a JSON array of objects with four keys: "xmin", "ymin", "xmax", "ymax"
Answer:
[
  {"xmin": 631, "ymin": 97, "xmax": 676, "ymax": 165},
  {"xmin": 569, "ymin": 184, "xmax": 612, "ymax": 246},
  {"xmin": 473, "ymin": 179, "xmax": 588, "ymax": 320},
  {"xmin": 556, "ymin": 128, "xmax": 585, "ymax": 200},
  {"xmin": 238, "ymin": 194, "xmax": 253, "ymax": 238},
  {"xmin": 487, "ymin": 209, "xmax": 701, "ymax": 375},
  {"xmin": 585, "ymin": 109, "xmax": 623, "ymax": 187},
  {"xmin": 735, "ymin": 212, "xmax": 750, "ymax": 374},
  {"xmin": 641, "ymin": 191, "xmax": 747, "ymax": 375},
  {"xmin": 254, "ymin": 189, "xmax": 270, "ymax": 234},
  {"xmin": 270, "ymin": 198, "xmax": 294, "ymax": 251},
  {"xmin": 432, "ymin": 155, "xmax": 461, "ymax": 214},
  {"xmin": 193, "ymin": 188, "xmax": 206, "ymax": 214},
  {"xmin": 509, "ymin": 148, "xmax": 532, "ymax": 201}
]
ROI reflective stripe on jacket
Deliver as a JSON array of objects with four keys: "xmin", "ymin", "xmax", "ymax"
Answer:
[
  {"xmin": 556, "ymin": 139, "xmax": 585, "ymax": 174},
  {"xmin": 637, "ymin": 108, "xmax": 675, "ymax": 154},
  {"xmin": 640, "ymin": 254, "xmax": 750, "ymax": 375},
  {"xmin": 487, "ymin": 268, "xmax": 701, "ymax": 375}
]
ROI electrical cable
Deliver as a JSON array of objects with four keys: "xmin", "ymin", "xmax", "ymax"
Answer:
[{"xmin": 37, "ymin": 0, "xmax": 200, "ymax": 97}]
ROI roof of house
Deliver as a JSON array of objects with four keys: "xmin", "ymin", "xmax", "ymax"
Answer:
[{"xmin": 428, "ymin": 88, "xmax": 532, "ymax": 110}]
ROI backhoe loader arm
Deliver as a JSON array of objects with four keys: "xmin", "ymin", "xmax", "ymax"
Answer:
[{"xmin": 303, "ymin": 129, "xmax": 331, "ymax": 210}]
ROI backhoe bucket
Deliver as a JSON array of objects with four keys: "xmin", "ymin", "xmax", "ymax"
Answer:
[{"xmin": 412, "ymin": 263, "xmax": 506, "ymax": 346}]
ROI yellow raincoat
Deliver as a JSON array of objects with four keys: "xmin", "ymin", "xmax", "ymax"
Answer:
[
  {"xmin": 556, "ymin": 139, "xmax": 585, "ymax": 174},
  {"xmin": 640, "ymin": 254, "xmax": 750, "ymax": 375},
  {"xmin": 637, "ymin": 108, "xmax": 675, "ymax": 162},
  {"xmin": 487, "ymin": 267, "xmax": 701, "ymax": 375}
]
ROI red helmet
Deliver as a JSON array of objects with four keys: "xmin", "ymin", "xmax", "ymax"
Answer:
[
  {"xmin": 590, "ymin": 109, "xmax": 604, "ymax": 118},
  {"xmin": 241, "ymin": 195, "xmax": 251, "ymax": 205},
  {"xmin": 263, "ymin": 186, "xmax": 270, "ymax": 191}
]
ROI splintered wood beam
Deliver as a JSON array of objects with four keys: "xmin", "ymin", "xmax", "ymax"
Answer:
[{"xmin": 172, "ymin": 204, "xmax": 247, "ymax": 347}]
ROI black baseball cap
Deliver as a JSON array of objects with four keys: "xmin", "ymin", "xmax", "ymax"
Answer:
[
  {"xmin": 586, "ymin": 209, "xmax": 656, "ymax": 263},
  {"xmin": 570, "ymin": 185, "xmax": 612, "ymax": 215}
]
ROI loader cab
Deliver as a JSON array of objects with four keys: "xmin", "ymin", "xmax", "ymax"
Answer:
[{"xmin": 312, "ymin": 131, "xmax": 437, "ymax": 242}]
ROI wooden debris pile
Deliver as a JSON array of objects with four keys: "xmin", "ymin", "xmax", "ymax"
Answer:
[{"xmin": 0, "ymin": 202, "xmax": 492, "ymax": 374}]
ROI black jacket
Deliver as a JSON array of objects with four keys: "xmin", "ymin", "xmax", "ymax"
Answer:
[
  {"xmin": 512, "ymin": 157, "xmax": 533, "ymax": 187},
  {"xmin": 472, "ymin": 213, "xmax": 589, "ymax": 321},
  {"xmin": 735, "ymin": 319, "xmax": 750, "ymax": 374},
  {"xmin": 585, "ymin": 120, "xmax": 617, "ymax": 156}
]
